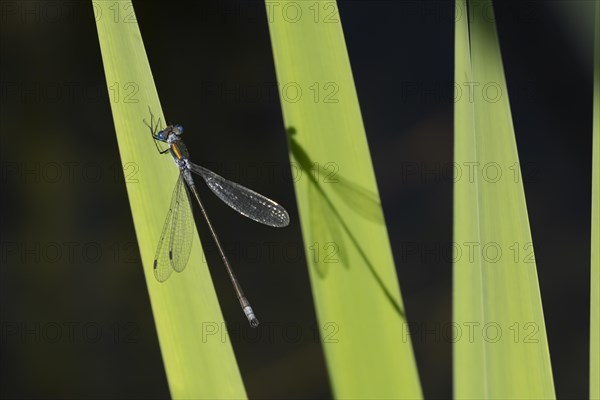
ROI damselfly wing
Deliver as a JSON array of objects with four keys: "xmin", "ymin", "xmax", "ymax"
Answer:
[
  {"xmin": 188, "ymin": 162, "xmax": 289, "ymax": 228},
  {"xmin": 153, "ymin": 174, "xmax": 194, "ymax": 282},
  {"xmin": 153, "ymin": 165, "xmax": 290, "ymax": 281}
]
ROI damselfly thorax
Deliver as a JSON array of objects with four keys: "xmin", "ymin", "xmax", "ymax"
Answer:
[{"xmin": 159, "ymin": 126, "xmax": 189, "ymax": 164}]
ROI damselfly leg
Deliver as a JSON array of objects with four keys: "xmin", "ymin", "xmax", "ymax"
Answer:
[{"xmin": 143, "ymin": 107, "xmax": 169, "ymax": 154}]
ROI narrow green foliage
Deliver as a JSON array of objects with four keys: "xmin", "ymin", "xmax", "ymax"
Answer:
[
  {"xmin": 453, "ymin": 0, "xmax": 555, "ymax": 398},
  {"xmin": 266, "ymin": 1, "xmax": 422, "ymax": 398},
  {"xmin": 93, "ymin": 2, "xmax": 246, "ymax": 398},
  {"xmin": 590, "ymin": 3, "xmax": 600, "ymax": 399}
]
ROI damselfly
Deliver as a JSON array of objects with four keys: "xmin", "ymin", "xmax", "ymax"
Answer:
[{"xmin": 144, "ymin": 109, "xmax": 290, "ymax": 328}]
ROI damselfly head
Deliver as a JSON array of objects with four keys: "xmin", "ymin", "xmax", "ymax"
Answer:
[{"xmin": 158, "ymin": 125, "xmax": 183, "ymax": 141}]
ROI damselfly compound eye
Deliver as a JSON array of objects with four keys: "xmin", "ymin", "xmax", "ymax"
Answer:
[
  {"xmin": 158, "ymin": 130, "xmax": 166, "ymax": 141},
  {"xmin": 175, "ymin": 124, "xmax": 183, "ymax": 135}
]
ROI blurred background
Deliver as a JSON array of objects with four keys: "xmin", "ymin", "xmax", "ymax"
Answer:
[{"xmin": 0, "ymin": 0, "xmax": 595, "ymax": 398}]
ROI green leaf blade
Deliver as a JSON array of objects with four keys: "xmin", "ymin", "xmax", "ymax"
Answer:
[
  {"xmin": 266, "ymin": 1, "xmax": 422, "ymax": 398},
  {"xmin": 93, "ymin": 2, "xmax": 246, "ymax": 398},
  {"xmin": 590, "ymin": 2, "xmax": 600, "ymax": 399},
  {"xmin": 453, "ymin": 1, "xmax": 556, "ymax": 398}
]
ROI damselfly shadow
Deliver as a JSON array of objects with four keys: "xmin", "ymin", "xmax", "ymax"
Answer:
[{"xmin": 144, "ymin": 109, "xmax": 290, "ymax": 327}]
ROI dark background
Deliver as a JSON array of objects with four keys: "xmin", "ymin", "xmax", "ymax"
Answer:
[{"xmin": 0, "ymin": 0, "xmax": 595, "ymax": 398}]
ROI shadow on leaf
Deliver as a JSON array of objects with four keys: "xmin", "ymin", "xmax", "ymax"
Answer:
[{"xmin": 287, "ymin": 127, "xmax": 404, "ymax": 319}]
